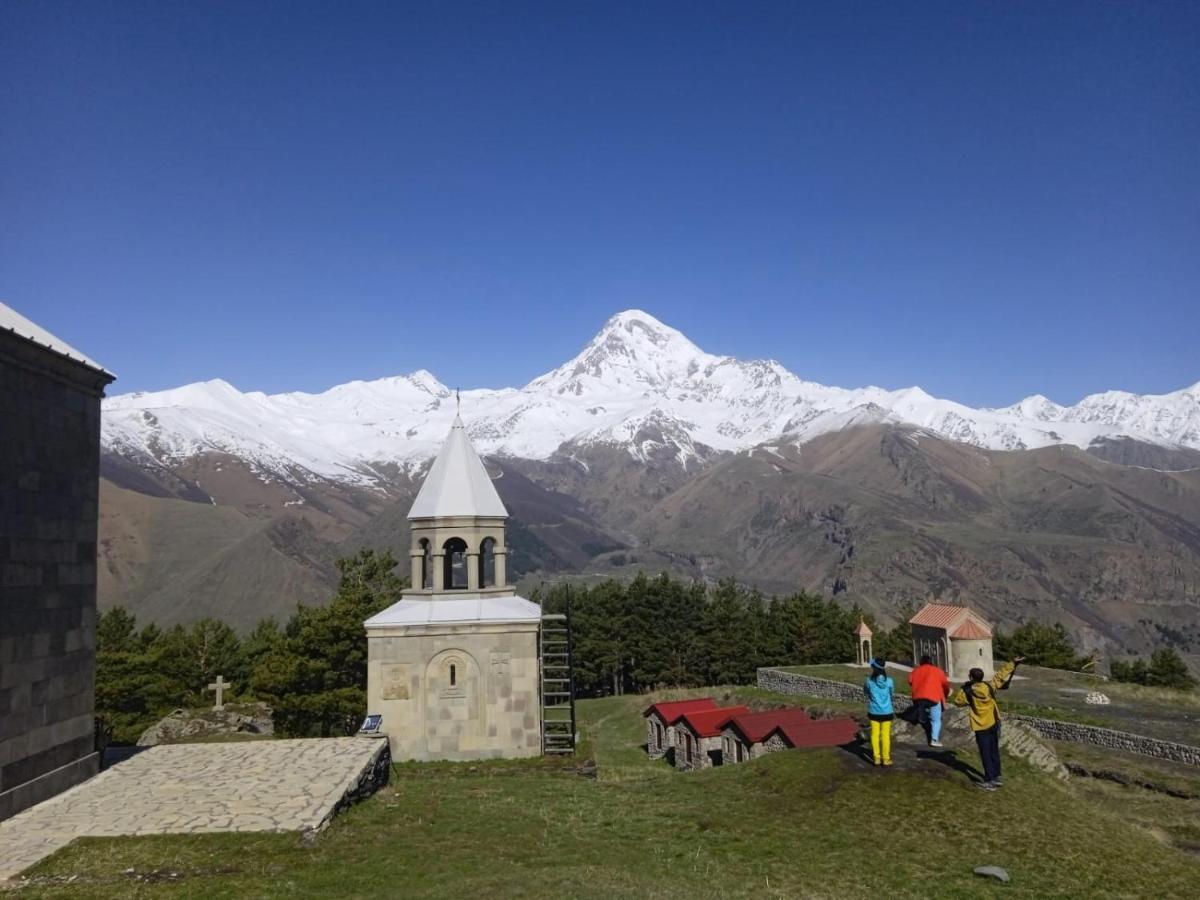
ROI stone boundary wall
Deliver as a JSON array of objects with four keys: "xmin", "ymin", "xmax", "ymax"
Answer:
[
  {"xmin": 1008, "ymin": 715, "xmax": 1200, "ymax": 767},
  {"xmin": 757, "ymin": 667, "xmax": 1200, "ymax": 768},
  {"xmin": 756, "ymin": 667, "xmax": 912, "ymax": 712}
]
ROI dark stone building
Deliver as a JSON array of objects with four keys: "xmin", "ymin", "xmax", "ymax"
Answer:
[{"xmin": 0, "ymin": 302, "xmax": 114, "ymax": 820}]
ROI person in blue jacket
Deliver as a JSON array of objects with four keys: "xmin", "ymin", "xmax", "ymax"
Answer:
[{"xmin": 863, "ymin": 656, "xmax": 895, "ymax": 766}]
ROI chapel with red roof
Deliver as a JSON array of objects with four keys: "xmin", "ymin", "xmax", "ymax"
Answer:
[{"xmin": 908, "ymin": 602, "xmax": 994, "ymax": 681}]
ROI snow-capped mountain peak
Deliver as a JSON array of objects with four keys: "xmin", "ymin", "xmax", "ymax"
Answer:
[
  {"xmin": 990, "ymin": 394, "xmax": 1066, "ymax": 422},
  {"xmin": 527, "ymin": 309, "xmax": 709, "ymax": 397},
  {"xmin": 100, "ymin": 309, "xmax": 1200, "ymax": 486}
]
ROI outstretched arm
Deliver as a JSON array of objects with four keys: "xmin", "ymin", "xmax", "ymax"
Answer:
[{"xmin": 990, "ymin": 660, "xmax": 1018, "ymax": 691}]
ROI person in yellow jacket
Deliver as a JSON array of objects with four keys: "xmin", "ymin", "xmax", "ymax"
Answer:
[{"xmin": 950, "ymin": 657, "xmax": 1025, "ymax": 791}]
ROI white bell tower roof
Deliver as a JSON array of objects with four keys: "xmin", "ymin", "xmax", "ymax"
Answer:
[{"xmin": 407, "ymin": 415, "xmax": 507, "ymax": 519}]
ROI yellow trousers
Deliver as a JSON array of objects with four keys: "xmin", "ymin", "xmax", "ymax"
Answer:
[{"xmin": 870, "ymin": 719, "xmax": 892, "ymax": 764}]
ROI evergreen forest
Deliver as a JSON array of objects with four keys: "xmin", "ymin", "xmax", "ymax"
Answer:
[{"xmin": 94, "ymin": 551, "xmax": 1195, "ymax": 744}]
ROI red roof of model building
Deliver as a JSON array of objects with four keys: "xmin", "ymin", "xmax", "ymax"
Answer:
[
  {"xmin": 770, "ymin": 717, "xmax": 860, "ymax": 748},
  {"xmin": 642, "ymin": 698, "xmax": 718, "ymax": 725},
  {"xmin": 726, "ymin": 708, "xmax": 813, "ymax": 744},
  {"xmin": 677, "ymin": 706, "xmax": 750, "ymax": 738}
]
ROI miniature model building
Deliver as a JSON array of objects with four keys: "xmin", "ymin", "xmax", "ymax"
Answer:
[
  {"xmin": 908, "ymin": 602, "xmax": 995, "ymax": 681},
  {"xmin": 672, "ymin": 705, "xmax": 749, "ymax": 770},
  {"xmin": 721, "ymin": 708, "xmax": 813, "ymax": 763},
  {"xmin": 853, "ymin": 619, "xmax": 873, "ymax": 666},
  {"xmin": 648, "ymin": 697, "xmax": 861, "ymax": 769},
  {"xmin": 364, "ymin": 416, "xmax": 543, "ymax": 761},
  {"xmin": 644, "ymin": 698, "xmax": 717, "ymax": 761},
  {"xmin": 0, "ymin": 302, "xmax": 115, "ymax": 819}
]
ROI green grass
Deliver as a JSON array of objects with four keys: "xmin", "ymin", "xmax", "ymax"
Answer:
[
  {"xmin": 17, "ymin": 688, "xmax": 1199, "ymax": 899},
  {"xmin": 1050, "ymin": 740, "xmax": 1200, "ymax": 851},
  {"xmin": 1051, "ymin": 741, "xmax": 1200, "ymax": 797}
]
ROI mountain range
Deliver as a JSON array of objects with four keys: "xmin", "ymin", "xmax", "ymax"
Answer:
[
  {"xmin": 97, "ymin": 311, "xmax": 1200, "ymax": 665},
  {"xmin": 104, "ymin": 310, "xmax": 1200, "ymax": 484}
]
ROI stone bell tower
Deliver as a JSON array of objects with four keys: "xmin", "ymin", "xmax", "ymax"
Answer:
[{"xmin": 364, "ymin": 416, "xmax": 543, "ymax": 761}]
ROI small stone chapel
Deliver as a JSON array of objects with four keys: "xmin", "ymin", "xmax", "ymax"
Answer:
[
  {"xmin": 908, "ymin": 602, "xmax": 995, "ymax": 681},
  {"xmin": 364, "ymin": 416, "xmax": 543, "ymax": 761}
]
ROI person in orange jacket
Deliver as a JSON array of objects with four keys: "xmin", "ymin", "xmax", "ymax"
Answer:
[{"xmin": 908, "ymin": 655, "xmax": 950, "ymax": 747}]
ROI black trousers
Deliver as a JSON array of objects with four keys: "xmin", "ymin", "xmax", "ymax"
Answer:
[{"xmin": 975, "ymin": 723, "xmax": 1001, "ymax": 782}]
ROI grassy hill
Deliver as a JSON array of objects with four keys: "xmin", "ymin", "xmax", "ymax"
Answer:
[{"xmin": 18, "ymin": 687, "xmax": 1200, "ymax": 898}]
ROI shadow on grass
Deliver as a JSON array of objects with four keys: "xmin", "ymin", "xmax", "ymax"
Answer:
[
  {"xmin": 916, "ymin": 749, "xmax": 985, "ymax": 783},
  {"xmin": 838, "ymin": 740, "xmax": 987, "ymax": 786},
  {"xmin": 839, "ymin": 741, "xmax": 879, "ymax": 767}
]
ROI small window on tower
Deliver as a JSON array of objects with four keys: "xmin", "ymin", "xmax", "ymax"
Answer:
[{"xmin": 450, "ymin": 664, "xmax": 457, "ymax": 686}]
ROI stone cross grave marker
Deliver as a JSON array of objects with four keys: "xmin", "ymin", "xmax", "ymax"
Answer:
[{"xmin": 207, "ymin": 675, "xmax": 232, "ymax": 710}]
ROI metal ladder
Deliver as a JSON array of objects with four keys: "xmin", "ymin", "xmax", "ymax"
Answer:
[{"xmin": 540, "ymin": 609, "xmax": 576, "ymax": 755}]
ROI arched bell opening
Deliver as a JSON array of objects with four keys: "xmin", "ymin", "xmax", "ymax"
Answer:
[
  {"xmin": 478, "ymin": 537, "xmax": 497, "ymax": 588},
  {"xmin": 417, "ymin": 538, "xmax": 432, "ymax": 589},
  {"xmin": 442, "ymin": 537, "xmax": 468, "ymax": 589}
]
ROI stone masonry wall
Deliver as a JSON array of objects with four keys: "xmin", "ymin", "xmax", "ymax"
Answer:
[
  {"xmin": 674, "ymin": 727, "xmax": 722, "ymax": 771},
  {"xmin": 313, "ymin": 738, "xmax": 392, "ymax": 833},
  {"xmin": 760, "ymin": 733, "xmax": 788, "ymax": 757},
  {"xmin": 0, "ymin": 330, "xmax": 113, "ymax": 820},
  {"xmin": 758, "ymin": 667, "xmax": 1200, "ymax": 768},
  {"xmin": 1009, "ymin": 715, "xmax": 1200, "ymax": 767},
  {"xmin": 366, "ymin": 624, "xmax": 542, "ymax": 762},
  {"xmin": 646, "ymin": 715, "xmax": 668, "ymax": 759},
  {"xmin": 756, "ymin": 667, "xmax": 913, "ymax": 712}
]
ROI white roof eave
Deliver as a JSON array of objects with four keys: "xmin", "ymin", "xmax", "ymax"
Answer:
[
  {"xmin": 0, "ymin": 301, "xmax": 114, "ymax": 377},
  {"xmin": 364, "ymin": 595, "xmax": 542, "ymax": 629}
]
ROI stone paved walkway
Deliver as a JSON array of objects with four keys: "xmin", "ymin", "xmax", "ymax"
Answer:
[{"xmin": 0, "ymin": 738, "xmax": 387, "ymax": 882}]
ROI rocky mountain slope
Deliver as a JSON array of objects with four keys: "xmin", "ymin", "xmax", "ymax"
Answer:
[
  {"xmin": 96, "ymin": 311, "xmax": 1200, "ymax": 662},
  {"xmin": 632, "ymin": 426, "xmax": 1200, "ymax": 659}
]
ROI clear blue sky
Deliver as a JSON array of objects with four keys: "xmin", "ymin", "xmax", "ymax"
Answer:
[{"xmin": 2, "ymin": 2, "xmax": 1197, "ymax": 406}]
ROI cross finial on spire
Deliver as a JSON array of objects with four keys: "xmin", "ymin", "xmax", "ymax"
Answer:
[{"xmin": 456, "ymin": 388, "xmax": 461, "ymax": 414}]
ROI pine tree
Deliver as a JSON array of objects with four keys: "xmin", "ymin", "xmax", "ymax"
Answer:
[
  {"xmin": 157, "ymin": 619, "xmax": 243, "ymax": 707},
  {"xmin": 1146, "ymin": 648, "xmax": 1197, "ymax": 691},
  {"xmin": 995, "ymin": 621, "xmax": 1083, "ymax": 670},
  {"xmin": 252, "ymin": 549, "xmax": 404, "ymax": 736},
  {"xmin": 700, "ymin": 579, "xmax": 755, "ymax": 685}
]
